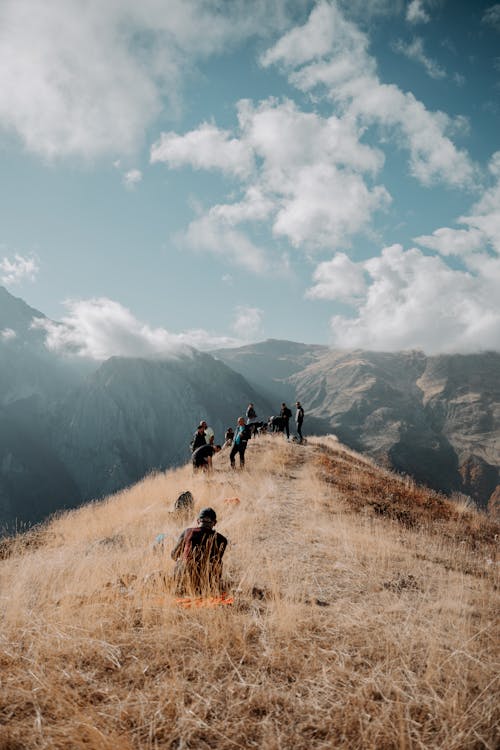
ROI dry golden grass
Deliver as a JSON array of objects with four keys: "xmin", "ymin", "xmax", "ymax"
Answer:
[{"xmin": 0, "ymin": 435, "xmax": 498, "ymax": 749}]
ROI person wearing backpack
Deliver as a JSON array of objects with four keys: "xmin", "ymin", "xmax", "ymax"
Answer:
[
  {"xmin": 230, "ymin": 416, "xmax": 251, "ymax": 469},
  {"xmin": 280, "ymin": 402, "xmax": 292, "ymax": 439},
  {"xmin": 171, "ymin": 507, "xmax": 227, "ymax": 595},
  {"xmin": 295, "ymin": 401, "xmax": 305, "ymax": 443}
]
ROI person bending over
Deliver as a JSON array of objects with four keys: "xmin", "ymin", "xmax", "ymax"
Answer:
[
  {"xmin": 171, "ymin": 507, "xmax": 227, "ymax": 595},
  {"xmin": 192, "ymin": 443, "xmax": 220, "ymax": 472}
]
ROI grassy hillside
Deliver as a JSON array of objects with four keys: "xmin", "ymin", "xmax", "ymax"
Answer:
[{"xmin": 0, "ymin": 435, "xmax": 498, "ymax": 749}]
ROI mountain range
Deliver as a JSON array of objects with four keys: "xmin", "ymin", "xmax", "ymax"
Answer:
[{"xmin": 1, "ymin": 286, "xmax": 499, "ymax": 530}]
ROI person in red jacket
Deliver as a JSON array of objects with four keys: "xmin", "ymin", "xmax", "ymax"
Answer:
[{"xmin": 171, "ymin": 507, "xmax": 227, "ymax": 595}]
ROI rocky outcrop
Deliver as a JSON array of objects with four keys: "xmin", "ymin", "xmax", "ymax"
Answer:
[{"xmin": 216, "ymin": 341, "xmax": 500, "ymax": 510}]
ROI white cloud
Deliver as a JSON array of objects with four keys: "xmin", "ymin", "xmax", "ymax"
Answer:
[
  {"xmin": 308, "ymin": 155, "xmax": 500, "ymax": 353},
  {"xmin": 414, "ymin": 227, "xmax": 485, "ymax": 256},
  {"xmin": 151, "ymin": 123, "xmax": 254, "ymax": 178},
  {"xmin": 1, "ymin": 328, "xmax": 17, "ymax": 341},
  {"xmin": 0, "ymin": 253, "xmax": 39, "ymax": 286},
  {"xmin": 31, "ymin": 297, "xmax": 242, "ymax": 359},
  {"xmin": 159, "ymin": 97, "xmax": 389, "ymax": 264},
  {"xmin": 180, "ymin": 213, "xmax": 270, "ymax": 274},
  {"xmin": 305, "ymin": 253, "xmax": 367, "ymax": 301},
  {"xmin": 0, "ymin": 0, "xmax": 293, "ymax": 159},
  {"xmin": 393, "ymin": 37, "xmax": 446, "ymax": 79},
  {"xmin": 263, "ymin": 1, "xmax": 475, "ymax": 189},
  {"xmin": 231, "ymin": 306, "xmax": 263, "ymax": 340},
  {"xmin": 416, "ymin": 152, "xmax": 500, "ymax": 258},
  {"xmin": 260, "ymin": 1, "xmax": 370, "ymax": 70},
  {"xmin": 406, "ymin": 0, "xmax": 430, "ymax": 24},
  {"xmin": 482, "ymin": 4, "xmax": 500, "ymax": 31},
  {"xmin": 307, "ymin": 244, "xmax": 500, "ymax": 353},
  {"xmin": 123, "ymin": 169, "xmax": 143, "ymax": 189}
]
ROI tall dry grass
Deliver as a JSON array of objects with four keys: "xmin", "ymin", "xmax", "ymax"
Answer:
[{"xmin": 0, "ymin": 435, "xmax": 498, "ymax": 749}]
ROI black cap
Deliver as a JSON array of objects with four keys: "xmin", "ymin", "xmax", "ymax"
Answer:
[{"xmin": 198, "ymin": 507, "xmax": 217, "ymax": 522}]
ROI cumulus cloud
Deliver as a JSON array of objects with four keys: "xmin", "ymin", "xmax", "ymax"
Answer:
[
  {"xmin": 416, "ymin": 152, "xmax": 500, "ymax": 257},
  {"xmin": 482, "ymin": 4, "xmax": 500, "ymax": 30},
  {"xmin": 158, "ymin": 97, "xmax": 389, "ymax": 265},
  {"xmin": 151, "ymin": 123, "xmax": 255, "ymax": 178},
  {"xmin": 414, "ymin": 227, "xmax": 484, "ymax": 256},
  {"xmin": 1, "ymin": 328, "xmax": 17, "ymax": 341},
  {"xmin": 231, "ymin": 306, "xmax": 263, "ymax": 340},
  {"xmin": 393, "ymin": 37, "xmax": 446, "ymax": 79},
  {"xmin": 305, "ymin": 253, "xmax": 367, "ymax": 302},
  {"xmin": 123, "ymin": 169, "xmax": 143, "ymax": 189},
  {"xmin": 406, "ymin": 0, "xmax": 430, "ymax": 24},
  {"xmin": 179, "ymin": 213, "xmax": 270, "ymax": 274},
  {"xmin": 306, "ymin": 244, "xmax": 500, "ymax": 353},
  {"xmin": 0, "ymin": 0, "xmax": 293, "ymax": 159},
  {"xmin": 263, "ymin": 1, "xmax": 475, "ymax": 189},
  {"xmin": 31, "ymin": 297, "xmax": 241, "ymax": 359},
  {"xmin": 0, "ymin": 253, "xmax": 39, "ymax": 286},
  {"xmin": 307, "ymin": 154, "xmax": 500, "ymax": 353}
]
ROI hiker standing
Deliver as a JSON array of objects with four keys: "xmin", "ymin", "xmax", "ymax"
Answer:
[
  {"xmin": 246, "ymin": 402, "xmax": 259, "ymax": 436},
  {"xmin": 280, "ymin": 402, "xmax": 292, "ymax": 439},
  {"xmin": 295, "ymin": 401, "xmax": 305, "ymax": 443},
  {"xmin": 230, "ymin": 416, "xmax": 250, "ymax": 469},
  {"xmin": 191, "ymin": 423, "xmax": 207, "ymax": 453},
  {"xmin": 171, "ymin": 507, "xmax": 227, "ymax": 595},
  {"xmin": 246, "ymin": 403, "xmax": 256, "ymax": 421}
]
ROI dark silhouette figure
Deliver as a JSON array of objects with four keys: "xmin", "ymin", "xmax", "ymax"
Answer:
[
  {"xmin": 295, "ymin": 401, "xmax": 305, "ymax": 443},
  {"xmin": 280, "ymin": 402, "xmax": 292, "ymax": 439},
  {"xmin": 171, "ymin": 507, "xmax": 227, "ymax": 595}
]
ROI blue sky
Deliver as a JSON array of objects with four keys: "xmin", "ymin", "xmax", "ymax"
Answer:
[{"xmin": 1, "ymin": 0, "xmax": 499, "ymax": 357}]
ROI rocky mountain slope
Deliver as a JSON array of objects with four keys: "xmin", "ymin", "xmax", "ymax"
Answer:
[
  {"xmin": 2, "ymin": 285, "xmax": 498, "ymax": 527},
  {"xmin": 215, "ymin": 341, "xmax": 500, "ymax": 510},
  {"xmin": 52, "ymin": 352, "xmax": 271, "ymax": 502},
  {"xmin": 0, "ymin": 287, "xmax": 269, "ymax": 529}
]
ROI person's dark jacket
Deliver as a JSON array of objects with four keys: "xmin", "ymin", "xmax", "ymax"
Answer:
[
  {"xmin": 192, "ymin": 443, "xmax": 215, "ymax": 466},
  {"xmin": 171, "ymin": 524, "xmax": 228, "ymax": 594},
  {"xmin": 191, "ymin": 430, "xmax": 206, "ymax": 452}
]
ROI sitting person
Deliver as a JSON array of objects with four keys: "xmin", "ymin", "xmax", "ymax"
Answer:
[
  {"xmin": 192, "ymin": 443, "xmax": 220, "ymax": 472},
  {"xmin": 224, "ymin": 427, "xmax": 234, "ymax": 447},
  {"xmin": 171, "ymin": 507, "xmax": 227, "ymax": 595}
]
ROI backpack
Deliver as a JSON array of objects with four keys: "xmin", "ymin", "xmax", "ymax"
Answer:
[{"xmin": 241, "ymin": 424, "xmax": 252, "ymax": 441}]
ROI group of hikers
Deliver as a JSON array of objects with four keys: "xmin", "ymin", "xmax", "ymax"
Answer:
[
  {"xmin": 174, "ymin": 400, "xmax": 305, "ymax": 596},
  {"xmin": 190, "ymin": 400, "xmax": 305, "ymax": 472}
]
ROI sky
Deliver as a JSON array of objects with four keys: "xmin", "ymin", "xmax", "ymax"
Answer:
[{"xmin": 0, "ymin": 0, "xmax": 499, "ymax": 359}]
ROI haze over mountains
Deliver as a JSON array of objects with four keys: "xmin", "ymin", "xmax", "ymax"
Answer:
[{"xmin": 1, "ymin": 285, "xmax": 499, "ymax": 530}]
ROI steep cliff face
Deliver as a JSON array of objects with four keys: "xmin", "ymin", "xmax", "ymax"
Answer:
[
  {"xmin": 52, "ymin": 352, "xmax": 271, "ymax": 501},
  {"xmin": 0, "ymin": 286, "xmax": 86, "ymax": 406},
  {"xmin": 0, "ymin": 287, "xmax": 90, "ymax": 530},
  {"xmin": 289, "ymin": 349, "xmax": 499, "ymax": 508},
  {"xmin": 215, "ymin": 341, "xmax": 499, "ymax": 509}
]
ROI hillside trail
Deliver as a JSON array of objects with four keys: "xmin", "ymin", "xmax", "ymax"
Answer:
[{"xmin": 208, "ymin": 436, "xmax": 346, "ymax": 603}]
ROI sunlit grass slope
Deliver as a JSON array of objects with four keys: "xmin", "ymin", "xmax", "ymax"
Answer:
[{"xmin": 1, "ymin": 435, "xmax": 498, "ymax": 749}]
